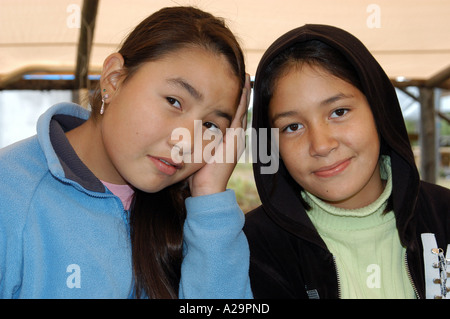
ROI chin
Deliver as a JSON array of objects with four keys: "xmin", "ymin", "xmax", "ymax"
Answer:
[
  {"xmin": 132, "ymin": 180, "xmax": 168, "ymax": 194},
  {"xmin": 312, "ymin": 187, "xmax": 356, "ymax": 204}
]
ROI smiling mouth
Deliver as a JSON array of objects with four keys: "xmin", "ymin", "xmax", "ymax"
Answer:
[
  {"xmin": 149, "ymin": 156, "xmax": 183, "ymax": 175},
  {"xmin": 159, "ymin": 158, "xmax": 179, "ymax": 168},
  {"xmin": 313, "ymin": 158, "xmax": 352, "ymax": 178}
]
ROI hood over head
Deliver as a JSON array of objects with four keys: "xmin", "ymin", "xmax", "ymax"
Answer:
[{"xmin": 251, "ymin": 24, "xmax": 420, "ymax": 248}]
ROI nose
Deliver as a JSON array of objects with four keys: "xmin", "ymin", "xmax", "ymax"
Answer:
[
  {"xmin": 169, "ymin": 120, "xmax": 203, "ymax": 163},
  {"xmin": 308, "ymin": 122, "xmax": 338, "ymax": 157}
]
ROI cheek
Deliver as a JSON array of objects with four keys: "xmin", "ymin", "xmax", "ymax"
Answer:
[
  {"xmin": 101, "ymin": 117, "xmax": 130, "ymax": 155},
  {"xmin": 348, "ymin": 119, "xmax": 380, "ymax": 155},
  {"xmin": 279, "ymin": 139, "xmax": 308, "ymax": 177},
  {"xmin": 279, "ymin": 136, "xmax": 307, "ymax": 161},
  {"xmin": 103, "ymin": 118, "xmax": 145, "ymax": 156}
]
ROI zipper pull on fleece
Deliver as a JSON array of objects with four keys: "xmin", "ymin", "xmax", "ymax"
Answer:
[
  {"xmin": 431, "ymin": 247, "xmax": 449, "ymax": 299},
  {"xmin": 422, "ymin": 233, "xmax": 449, "ymax": 299}
]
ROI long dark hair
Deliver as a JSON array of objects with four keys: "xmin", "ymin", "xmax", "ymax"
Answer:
[
  {"xmin": 259, "ymin": 39, "xmax": 394, "ymax": 212},
  {"xmin": 91, "ymin": 6, "xmax": 245, "ymax": 298},
  {"xmin": 253, "ymin": 25, "xmax": 419, "ymax": 248}
]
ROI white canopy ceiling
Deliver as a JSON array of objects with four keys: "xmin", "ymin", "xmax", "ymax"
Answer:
[{"xmin": 1, "ymin": 0, "xmax": 450, "ymax": 88}]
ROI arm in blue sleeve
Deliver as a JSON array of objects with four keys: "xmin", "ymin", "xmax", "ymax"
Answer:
[{"xmin": 179, "ymin": 189, "xmax": 253, "ymax": 299}]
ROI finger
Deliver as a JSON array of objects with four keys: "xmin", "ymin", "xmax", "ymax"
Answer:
[
  {"xmin": 242, "ymin": 74, "xmax": 251, "ymax": 129},
  {"xmin": 246, "ymin": 74, "xmax": 251, "ymax": 105},
  {"xmin": 217, "ymin": 74, "xmax": 250, "ymax": 163},
  {"xmin": 231, "ymin": 74, "xmax": 251, "ymax": 129},
  {"xmin": 242, "ymin": 111, "xmax": 248, "ymax": 130}
]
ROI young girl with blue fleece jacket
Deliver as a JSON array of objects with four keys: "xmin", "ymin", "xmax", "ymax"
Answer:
[{"xmin": 0, "ymin": 7, "xmax": 252, "ymax": 299}]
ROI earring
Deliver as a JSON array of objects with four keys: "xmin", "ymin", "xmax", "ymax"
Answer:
[{"xmin": 100, "ymin": 91, "xmax": 109, "ymax": 115}]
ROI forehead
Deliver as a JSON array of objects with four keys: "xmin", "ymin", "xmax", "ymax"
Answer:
[
  {"xmin": 130, "ymin": 47, "xmax": 239, "ymax": 89},
  {"xmin": 269, "ymin": 64, "xmax": 364, "ymax": 113},
  {"xmin": 130, "ymin": 47, "xmax": 241, "ymax": 113}
]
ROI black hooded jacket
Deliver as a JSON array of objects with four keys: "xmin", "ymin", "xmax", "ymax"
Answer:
[{"xmin": 244, "ymin": 24, "xmax": 450, "ymax": 299}]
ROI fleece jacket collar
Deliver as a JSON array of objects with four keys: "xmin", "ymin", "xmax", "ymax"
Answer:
[{"xmin": 37, "ymin": 102, "xmax": 106, "ymax": 193}]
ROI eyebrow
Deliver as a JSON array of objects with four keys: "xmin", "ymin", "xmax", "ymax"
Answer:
[
  {"xmin": 214, "ymin": 110, "xmax": 233, "ymax": 125},
  {"xmin": 320, "ymin": 93, "xmax": 354, "ymax": 106},
  {"xmin": 271, "ymin": 110, "xmax": 299, "ymax": 126},
  {"xmin": 167, "ymin": 77, "xmax": 203, "ymax": 101},
  {"xmin": 271, "ymin": 93, "xmax": 354, "ymax": 125}
]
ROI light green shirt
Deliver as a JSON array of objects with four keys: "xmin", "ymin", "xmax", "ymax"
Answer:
[{"xmin": 303, "ymin": 156, "xmax": 416, "ymax": 299}]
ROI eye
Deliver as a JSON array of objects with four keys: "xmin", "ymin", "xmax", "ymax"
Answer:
[
  {"xmin": 166, "ymin": 97, "xmax": 181, "ymax": 109},
  {"xmin": 283, "ymin": 123, "xmax": 304, "ymax": 133},
  {"xmin": 330, "ymin": 108, "xmax": 349, "ymax": 118},
  {"xmin": 203, "ymin": 121, "xmax": 220, "ymax": 132}
]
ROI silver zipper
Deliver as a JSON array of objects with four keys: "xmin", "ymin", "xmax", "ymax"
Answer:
[
  {"xmin": 431, "ymin": 247, "xmax": 449, "ymax": 299},
  {"xmin": 404, "ymin": 251, "xmax": 420, "ymax": 299},
  {"xmin": 333, "ymin": 256, "xmax": 342, "ymax": 299}
]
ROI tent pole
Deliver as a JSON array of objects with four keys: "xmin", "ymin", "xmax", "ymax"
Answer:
[
  {"xmin": 72, "ymin": 0, "xmax": 99, "ymax": 109},
  {"xmin": 418, "ymin": 87, "xmax": 437, "ymax": 183}
]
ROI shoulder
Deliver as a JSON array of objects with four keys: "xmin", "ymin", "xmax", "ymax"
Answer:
[
  {"xmin": 419, "ymin": 180, "xmax": 450, "ymax": 194},
  {"xmin": 413, "ymin": 181, "xmax": 450, "ymax": 243},
  {"xmin": 0, "ymin": 136, "xmax": 47, "ymax": 181},
  {"xmin": 0, "ymin": 136, "xmax": 49, "ymax": 223},
  {"xmin": 417, "ymin": 181, "xmax": 450, "ymax": 211}
]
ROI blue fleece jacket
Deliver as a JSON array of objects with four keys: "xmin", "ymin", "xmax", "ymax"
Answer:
[{"xmin": 0, "ymin": 103, "xmax": 252, "ymax": 299}]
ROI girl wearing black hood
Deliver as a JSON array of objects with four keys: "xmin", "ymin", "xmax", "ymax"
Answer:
[{"xmin": 244, "ymin": 24, "xmax": 450, "ymax": 299}]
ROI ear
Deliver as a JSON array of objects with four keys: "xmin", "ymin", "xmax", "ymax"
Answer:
[{"xmin": 100, "ymin": 53, "xmax": 125, "ymax": 95}]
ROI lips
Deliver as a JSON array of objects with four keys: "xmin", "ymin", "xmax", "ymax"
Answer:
[
  {"xmin": 313, "ymin": 158, "xmax": 352, "ymax": 178},
  {"xmin": 148, "ymin": 155, "xmax": 183, "ymax": 176}
]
